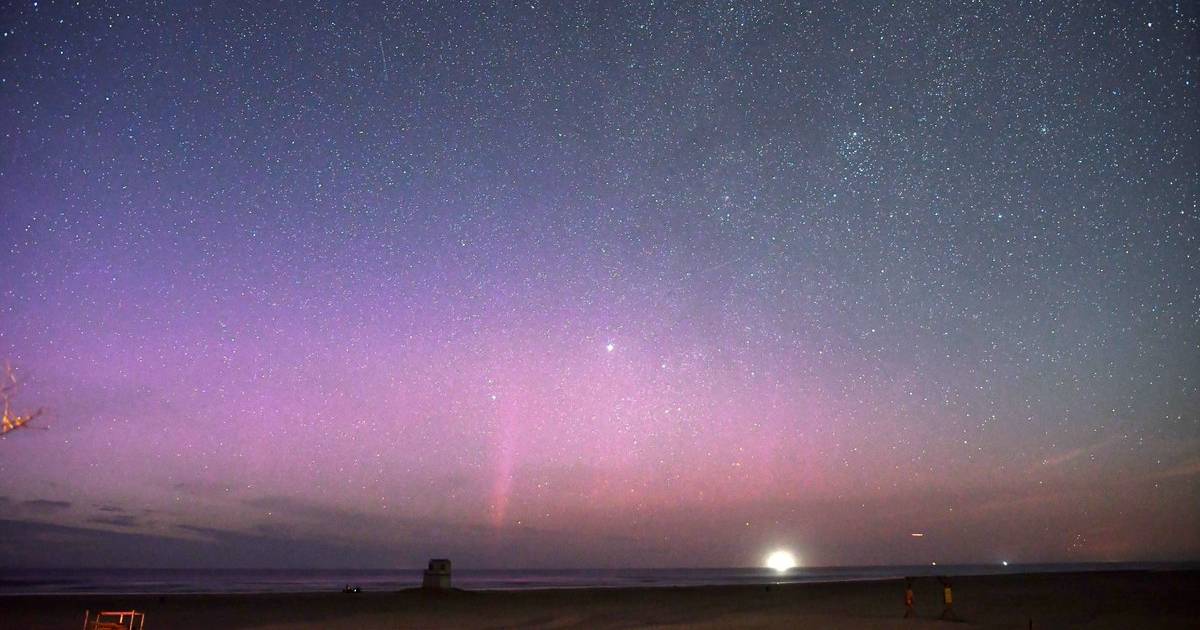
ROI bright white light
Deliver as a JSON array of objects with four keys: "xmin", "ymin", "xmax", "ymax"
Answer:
[
  {"xmin": 1002, "ymin": 561, "xmax": 1009, "ymax": 566},
  {"xmin": 605, "ymin": 343, "xmax": 615, "ymax": 352},
  {"xmin": 765, "ymin": 550, "xmax": 798, "ymax": 573}
]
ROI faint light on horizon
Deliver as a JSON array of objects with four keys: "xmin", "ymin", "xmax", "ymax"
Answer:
[
  {"xmin": 910, "ymin": 533, "xmax": 925, "ymax": 537},
  {"xmin": 765, "ymin": 550, "xmax": 798, "ymax": 573}
]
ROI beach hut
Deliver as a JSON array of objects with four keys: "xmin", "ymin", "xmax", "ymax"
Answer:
[{"xmin": 422, "ymin": 558, "xmax": 452, "ymax": 590}]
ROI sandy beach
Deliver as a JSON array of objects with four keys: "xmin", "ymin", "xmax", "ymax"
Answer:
[{"xmin": 3, "ymin": 569, "xmax": 1197, "ymax": 629}]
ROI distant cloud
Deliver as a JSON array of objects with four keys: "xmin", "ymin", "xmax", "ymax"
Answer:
[
  {"xmin": 0, "ymin": 518, "xmax": 398, "ymax": 569},
  {"xmin": 20, "ymin": 499, "xmax": 71, "ymax": 512},
  {"xmin": 174, "ymin": 524, "xmax": 227, "ymax": 537},
  {"xmin": 88, "ymin": 514, "xmax": 141, "ymax": 528},
  {"xmin": 1030, "ymin": 435, "xmax": 1121, "ymax": 472},
  {"xmin": 1144, "ymin": 459, "xmax": 1200, "ymax": 481}
]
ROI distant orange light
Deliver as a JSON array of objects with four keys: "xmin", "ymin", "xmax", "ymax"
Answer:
[{"xmin": 910, "ymin": 533, "xmax": 925, "ymax": 537}]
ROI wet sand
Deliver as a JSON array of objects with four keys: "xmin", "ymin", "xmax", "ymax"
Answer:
[{"xmin": 3, "ymin": 569, "xmax": 1197, "ymax": 629}]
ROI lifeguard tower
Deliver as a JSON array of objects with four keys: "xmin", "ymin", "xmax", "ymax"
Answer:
[{"xmin": 422, "ymin": 558, "xmax": 452, "ymax": 590}]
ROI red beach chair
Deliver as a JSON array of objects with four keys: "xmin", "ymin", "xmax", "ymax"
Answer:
[{"xmin": 83, "ymin": 610, "xmax": 146, "ymax": 630}]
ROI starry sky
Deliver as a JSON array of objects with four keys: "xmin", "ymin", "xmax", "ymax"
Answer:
[{"xmin": 1, "ymin": 1, "xmax": 1197, "ymax": 569}]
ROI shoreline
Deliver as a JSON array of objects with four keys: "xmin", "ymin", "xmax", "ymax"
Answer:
[
  {"xmin": 0, "ymin": 574, "xmax": 904, "ymax": 597},
  {"xmin": 4, "ymin": 569, "xmax": 1198, "ymax": 628},
  {"xmin": 4, "ymin": 562, "xmax": 1194, "ymax": 597}
]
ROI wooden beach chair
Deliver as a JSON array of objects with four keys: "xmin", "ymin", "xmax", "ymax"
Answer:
[{"xmin": 82, "ymin": 610, "xmax": 146, "ymax": 630}]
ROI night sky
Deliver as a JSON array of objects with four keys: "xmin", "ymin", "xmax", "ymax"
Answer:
[{"xmin": 1, "ymin": 1, "xmax": 1197, "ymax": 569}]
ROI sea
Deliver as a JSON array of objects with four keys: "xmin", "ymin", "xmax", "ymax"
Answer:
[{"xmin": 0, "ymin": 563, "xmax": 1192, "ymax": 595}]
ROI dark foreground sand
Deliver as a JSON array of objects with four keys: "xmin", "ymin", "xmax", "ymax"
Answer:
[{"xmin": 3, "ymin": 570, "xmax": 1197, "ymax": 629}]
